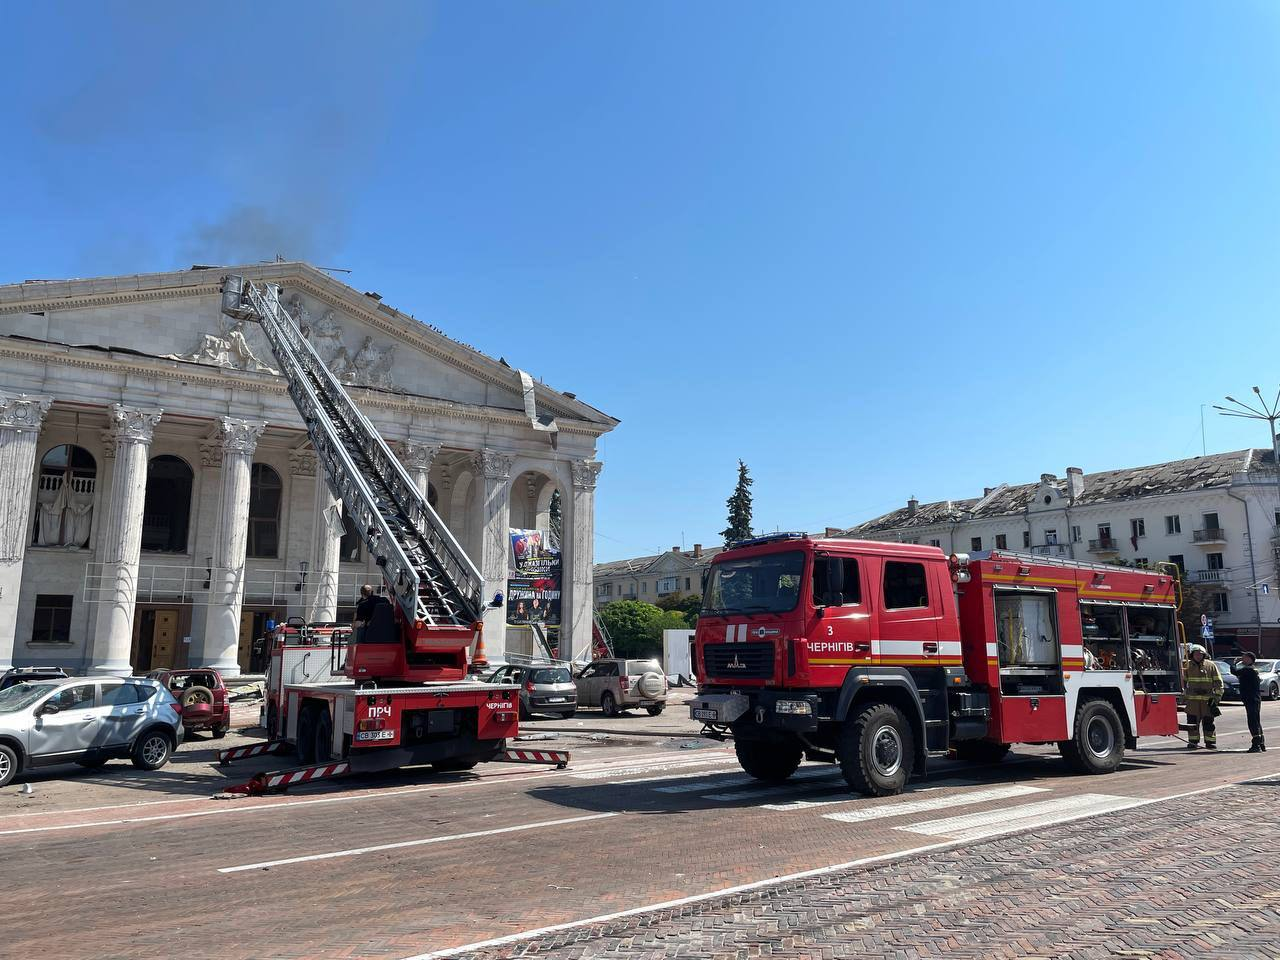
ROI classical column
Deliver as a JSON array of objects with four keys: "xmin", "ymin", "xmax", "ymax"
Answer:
[
  {"xmin": 197, "ymin": 417, "xmax": 267, "ymax": 676},
  {"xmin": 88, "ymin": 404, "xmax": 164, "ymax": 675},
  {"xmin": 307, "ymin": 471, "xmax": 343, "ymax": 622},
  {"xmin": 472, "ymin": 449, "xmax": 513, "ymax": 661},
  {"xmin": 0, "ymin": 395, "xmax": 53, "ymax": 670},
  {"xmin": 398, "ymin": 439, "xmax": 440, "ymax": 500},
  {"xmin": 562, "ymin": 459, "xmax": 602, "ymax": 662}
]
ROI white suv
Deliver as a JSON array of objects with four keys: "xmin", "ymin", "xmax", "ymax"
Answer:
[
  {"xmin": 575, "ymin": 659, "xmax": 668, "ymax": 717},
  {"xmin": 0, "ymin": 677, "xmax": 183, "ymax": 787}
]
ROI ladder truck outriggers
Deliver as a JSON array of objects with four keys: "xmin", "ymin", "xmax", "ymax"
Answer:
[
  {"xmin": 689, "ymin": 535, "xmax": 1184, "ymax": 796},
  {"xmin": 216, "ymin": 276, "xmax": 567, "ymax": 793}
]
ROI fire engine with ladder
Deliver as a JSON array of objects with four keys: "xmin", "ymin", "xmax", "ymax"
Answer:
[
  {"xmin": 689, "ymin": 534, "xmax": 1184, "ymax": 796},
  {"xmin": 215, "ymin": 276, "xmax": 567, "ymax": 794}
]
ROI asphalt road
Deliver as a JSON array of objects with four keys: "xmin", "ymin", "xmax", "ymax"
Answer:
[{"xmin": 2, "ymin": 694, "xmax": 1279, "ymax": 960}]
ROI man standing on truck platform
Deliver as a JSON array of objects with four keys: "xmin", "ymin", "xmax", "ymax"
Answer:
[
  {"xmin": 1237, "ymin": 650, "xmax": 1266, "ymax": 753},
  {"xmin": 1184, "ymin": 644, "xmax": 1224, "ymax": 749},
  {"xmin": 353, "ymin": 584, "xmax": 388, "ymax": 641}
]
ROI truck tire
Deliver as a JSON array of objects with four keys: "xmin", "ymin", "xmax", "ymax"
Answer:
[
  {"xmin": 735, "ymin": 738, "xmax": 802, "ymax": 783},
  {"xmin": 313, "ymin": 707, "xmax": 334, "ymax": 763},
  {"xmin": 953, "ymin": 741, "xmax": 1010, "ymax": 764},
  {"xmin": 1059, "ymin": 698, "xmax": 1124, "ymax": 775},
  {"xmin": 838, "ymin": 702, "xmax": 914, "ymax": 797},
  {"xmin": 297, "ymin": 705, "xmax": 317, "ymax": 765}
]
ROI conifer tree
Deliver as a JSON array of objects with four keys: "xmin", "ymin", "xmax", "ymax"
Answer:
[{"xmin": 721, "ymin": 459, "xmax": 754, "ymax": 546}]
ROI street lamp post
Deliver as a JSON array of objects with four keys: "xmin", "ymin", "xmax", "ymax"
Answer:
[{"xmin": 1214, "ymin": 386, "xmax": 1280, "ymax": 652}]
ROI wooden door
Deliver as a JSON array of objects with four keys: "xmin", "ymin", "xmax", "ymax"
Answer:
[
  {"xmin": 238, "ymin": 610, "xmax": 255, "ymax": 673},
  {"xmin": 151, "ymin": 610, "xmax": 178, "ymax": 669}
]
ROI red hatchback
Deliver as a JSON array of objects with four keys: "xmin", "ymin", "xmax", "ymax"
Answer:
[{"xmin": 146, "ymin": 668, "xmax": 232, "ymax": 738}]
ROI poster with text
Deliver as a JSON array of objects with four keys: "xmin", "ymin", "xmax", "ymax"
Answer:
[{"xmin": 507, "ymin": 527, "xmax": 562, "ymax": 626}]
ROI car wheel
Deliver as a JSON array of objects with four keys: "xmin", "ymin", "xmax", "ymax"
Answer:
[
  {"xmin": 131, "ymin": 730, "xmax": 173, "ymax": 770},
  {"xmin": 600, "ymin": 692, "xmax": 619, "ymax": 717},
  {"xmin": 1059, "ymin": 698, "xmax": 1124, "ymax": 775},
  {"xmin": 0, "ymin": 743, "xmax": 19, "ymax": 788},
  {"xmin": 646, "ymin": 705, "xmax": 665, "ymax": 717},
  {"xmin": 1270, "ymin": 682, "xmax": 1279, "ymax": 701},
  {"xmin": 735, "ymin": 737, "xmax": 802, "ymax": 783},
  {"xmin": 560, "ymin": 710, "xmax": 577, "ymax": 720},
  {"xmin": 838, "ymin": 702, "xmax": 914, "ymax": 797},
  {"xmin": 212, "ymin": 726, "xmax": 228, "ymax": 740},
  {"xmin": 313, "ymin": 708, "xmax": 334, "ymax": 763}
]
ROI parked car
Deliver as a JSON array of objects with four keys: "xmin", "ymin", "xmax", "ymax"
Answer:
[
  {"xmin": 1213, "ymin": 660, "xmax": 1241, "ymax": 702},
  {"xmin": 0, "ymin": 667, "xmax": 69, "ymax": 691},
  {"xmin": 485, "ymin": 663, "xmax": 577, "ymax": 719},
  {"xmin": 0, "ymin": 676, "xmax": 183, "ymax": 788},
  {"xmin": 145, "ymin": 668, "xmax": 231, "ymax": 738},
  {"xmin": 1233, "ymin": 658, "xmax": 1280, "ymax": 700},
  {"xmin": 574, "ymin": 658, "xmax": 668, "ymax": 717}
]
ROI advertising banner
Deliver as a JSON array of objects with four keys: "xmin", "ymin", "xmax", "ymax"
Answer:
[{"xmin": 507, "ymin": 528, "xmax": 562, "ymax": 627}]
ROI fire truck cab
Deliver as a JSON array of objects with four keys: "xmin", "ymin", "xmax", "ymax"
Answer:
[{"xmin": 690, "ymin": 534, "xmax": 1182, "ymax": 796}]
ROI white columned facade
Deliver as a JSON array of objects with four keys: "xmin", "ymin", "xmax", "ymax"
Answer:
[
  {"xmin": 399, "ymin": 440, "xmax": 440, "ymax": 500},
  {"xmin": 564, "ymin": 459, "xmax": 602, "ymax": 661},
  {"xmin": 306, "ymin": 470, "xmax": 342, "ymax": 622},
  {"xmin": 0, "ymin": 395, "xmax": 53, "ymax": 670},
  {"xmin": 197, "ymin": 417, "xmax": 267, "ymax": 675},
  {"xmin": 473, "ymin": 449, "xmax": 513, "ymax": 661},
  {"xmin": 89, "ymin": 404, "xmax": 163, "ymax": 675}
]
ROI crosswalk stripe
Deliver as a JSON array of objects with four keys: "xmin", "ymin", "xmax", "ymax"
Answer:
[
  {"xmin": 572, "ymin": 756, "xmax": 738, "ymax": 781},
  {"xmin": 700, "ymin": 766, "xmax": 839, "ymax": 800},
  {"xmin": 896, "ymin": 792, "xmax": 1139, "ymax": 841},
  {"xmin": 820, "ymin": 784, "xmax": 1046, "ymax": 823}
]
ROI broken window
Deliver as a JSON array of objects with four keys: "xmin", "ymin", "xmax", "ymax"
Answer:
[
  {"xmin": 141, "ymin": 455, "xmax": 193, "ymax": 553},
  {"xmin": 247, "ymin": 463, "xmax": 282, "ymax": 558},
  {"xmin": 995, "ymin": 534, "xmax": 1007, "ymax": 550},
  {"xmin": 33, "ymin": 444, "xmax": 96, "ymax": 547},
  {"xmin": 970, "ymin": 536, "xmax": 982, "ymax": 551}
]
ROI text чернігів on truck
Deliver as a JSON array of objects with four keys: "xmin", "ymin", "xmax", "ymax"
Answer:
[
  {"xmin": 216, "ymin": 276, "xmax": 565, "ymax": 789},
  {"xmin": 689, "ymin": 535, "xmax": 1183, "ymax": 796}
]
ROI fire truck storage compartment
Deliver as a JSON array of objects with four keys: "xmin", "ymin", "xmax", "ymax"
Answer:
[
  {"xmin": 994, "ymin": 589, "xmax": 1064, "ymax": 697},
  {"xmin": 1122, "ymin": 604, "xmax": 1181, "ymax": 694},
  {"xmin": 997, "ymin": 694, "xmax": 1068, "ymax": 743},
  {"xmin": 1134, "ymin": 690, "xmax": 1179, "ymax": 736},
  {"xmin": 403, "ymin": 706, "xmax": 466, "ymax": 744}
]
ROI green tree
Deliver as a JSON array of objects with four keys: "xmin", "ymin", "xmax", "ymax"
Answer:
[
  {"xmin": 721, "ymin": 459, "xmax": 754, "ymax": 546},
  {"xmin": 656, "ymin": 591, "xmax": 702, "ymax": 625},
  {"xmin": 598, "ymin": 599, "xmax": 692, "ymax": 659}
]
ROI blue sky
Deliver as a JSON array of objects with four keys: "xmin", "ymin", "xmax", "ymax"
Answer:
[{"xmin": 3, "ymin": 2, "xmax": 1279, "ymax": 561}]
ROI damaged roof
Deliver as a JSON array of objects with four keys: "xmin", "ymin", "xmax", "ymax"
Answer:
[
  {"xmin": 845, "ymin": 448, "xmax": 1276, "ymax": 536},
  {"xmin": 594, "ymin": 547, "xmax": 724, "ymax": 578}
]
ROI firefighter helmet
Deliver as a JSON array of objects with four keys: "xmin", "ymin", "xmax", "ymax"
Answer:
[{"xmin": 1187, "ymin": 643, "xmax": 1207, "ymax": 658}]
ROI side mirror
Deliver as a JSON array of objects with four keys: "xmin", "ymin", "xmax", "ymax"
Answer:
[{"xmin": 39, "ymin": 701, "xmax": 60, "ymax": 716}]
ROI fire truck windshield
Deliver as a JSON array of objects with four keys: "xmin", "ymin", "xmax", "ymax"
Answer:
[{"xmin": 702, "ymin": 551, "xmax": 805, "ymax": 616}]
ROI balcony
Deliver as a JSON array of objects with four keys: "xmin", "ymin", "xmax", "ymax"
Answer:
[
  {"xmin": 1088, "ymin": 537, "xmax": 1120, "ymax": 554},
  {"xmin": 1191, "ymin": 568, "xmax": 1231, "ymax": 584},
  {"xmin": 1192, "ymin": 528, "xmax": 1228, "ymax": 544},
  {"xmin": 1030, "ymin": 543, "xmax": 1070, "ymax": 557}
]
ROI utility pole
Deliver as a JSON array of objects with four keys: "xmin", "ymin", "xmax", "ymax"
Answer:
[{"xmin": 1214, "ymin": 386, "xmax": 1280, "ymax": 652}]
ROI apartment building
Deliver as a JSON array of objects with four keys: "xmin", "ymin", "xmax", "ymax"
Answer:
[{"xmin": 593, "ymin": 543, "xmax": 721, "ymax": 607}]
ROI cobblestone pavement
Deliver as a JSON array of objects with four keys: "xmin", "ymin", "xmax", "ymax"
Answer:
[{"xmin": 469, "ymin": 776, "xmax": 1280, "ymax": 960}]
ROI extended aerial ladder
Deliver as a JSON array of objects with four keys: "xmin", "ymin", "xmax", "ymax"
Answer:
[{"xmin": 221, "ymin": 276, "xmax": 490, "ymax": 683}]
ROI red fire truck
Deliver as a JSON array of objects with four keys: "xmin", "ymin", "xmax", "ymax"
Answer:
[
  {"xmin": 689, "ymin": 534, "xmax": 1183, "ymax": 796},
  {"xmin": 215, "ymin": 277, "xmax": 566, "ymax": 793}
]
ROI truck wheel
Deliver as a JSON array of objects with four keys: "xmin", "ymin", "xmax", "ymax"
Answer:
[
  {"xmin": 838, "ymin": 702, "xmax": 914, "ymax": 797},
  {"xmin": 601, "ymin": 692, "xmax": 619, "ymax": 717},
  {"xmin": 953, "ymin": 741, "xmax": 1010, "ymax": 764},
  {"xmin": 297, "ymin": 706, "xmax": 317, "ymax": 765},
  {"xmin": 1059, "ymin": 699, "xmax": 1124, "ymax": 775},
  {"xmin": 313, "ymin": 708, "xmax": 335, "ymax": 763},
  {"xmin": 0, "ymin": 744, "xmax": 20, "ymax": 788},
  {"xmin": 735, "ymin": 738, "xmax": 802, "ymax": 783}
]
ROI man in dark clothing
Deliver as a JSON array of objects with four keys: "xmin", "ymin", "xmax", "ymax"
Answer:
[
  {"xmin": 1238, "ymin": 650, "xmax": 1266, "ymax": 753},
  {"xmin": 353, "ymin": 584, "xmax": 390, "ymax": 641}
]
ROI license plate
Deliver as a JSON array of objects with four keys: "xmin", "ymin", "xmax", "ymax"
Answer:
[
  {"xmin": 545, "ymin": 697, "xmax": 566, "ymax": 703},
  {"xmin": 693, "ymin": 708, "xmax": 718, "ymax": 721},
  {"xmin": 355, "ymin": 729, "xmax": 394, "ymax": 742}
]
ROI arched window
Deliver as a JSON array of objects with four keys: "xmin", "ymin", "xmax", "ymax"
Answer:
[
  {"xmin": 246, "ymin": 463, "xmax": 282, "ymax": 558},
  {"xmin": 141, "ymin": 456, "xmax": 194, "ymax": 553},
  {"xmin": 339, "ymin": 505, "xmax": 362, "ymax": 563},
  {"xmin": 34, "ymin": 444, "xmax": 96, "ymax": 547}
]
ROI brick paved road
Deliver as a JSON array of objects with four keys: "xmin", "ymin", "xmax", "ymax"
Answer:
[{"xmin": 467, "ymin": 775, "xmax": 1280, "ymax": 960}]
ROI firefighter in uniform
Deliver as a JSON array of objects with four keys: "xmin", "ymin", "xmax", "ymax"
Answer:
[
  {"xmin": 1183, "ymin": 644, "xmax": 1223, "ymax": 749},
  {"xmin": 1237, "ymin": 650, "xmax": 1266, "ymax": 753}
]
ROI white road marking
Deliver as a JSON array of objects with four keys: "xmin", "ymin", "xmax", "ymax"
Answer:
[
  {"xmin": 398, "ymin": 779, "xmax": 1249, "ymax": 960},
  {"xmin": 898, "ymin": 793, "xmax": 1140, "ymax": 841},
  {"xmin": 699, "ymin": 766, "xmax": 841, "ymax": 800},
  {"xmin": 762, "ymin": 781, "xmax": 981, "ymax": 812},
  {"xmin": 653, "ymin": 774, "xmax": 753, "ymax": 794},
  {"xmin": 218, "ymin": 812, "xmax": 619, "ymax": 873},
  {"xmin": 821, "ymin": 785, "xmax": 1046, "ymax": 823},
  {"xmin": 572, "ymin": 756, "xmax": 737, "ymax": 780},
  {"xmin": 612, "ymin": 767, "xmax": 748, "ymax": 788}
]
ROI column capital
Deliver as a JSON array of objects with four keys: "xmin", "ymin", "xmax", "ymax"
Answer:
[
  {"xmin": 571, "ymin": 459, "xmax": 603, "ymax": 491},
  {"xmin": 216, "ymin": 417, "xmax": 268, "ymax": 456},
  {"xmin": 106, "ymin": 403, "xmax": 163, "ymax": 446},
  {"xmin": 398, "ymin": 439, "xmax": 442, "ymax": 472},
  {"xmin": 473, "ymin": 449, "xmax": 514, "ymax": 482},
  {"xmin": 289, "ymin": 445, "xmax": 317, "ymax": 477},
  {"xmin": 0, "ymin": 394, "xmax": 53, "ymax": 433}
]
